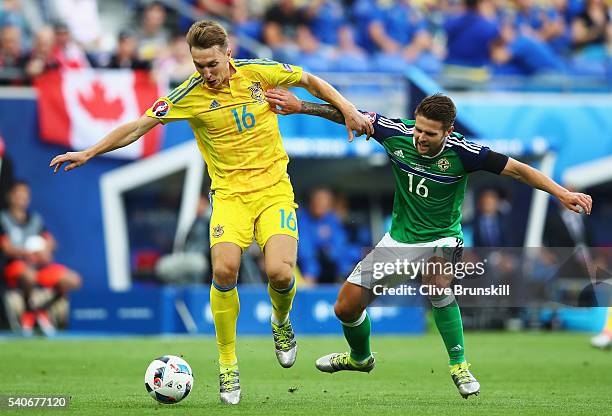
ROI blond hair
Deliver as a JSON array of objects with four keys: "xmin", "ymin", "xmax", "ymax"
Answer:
[{"xmin": 186, "ymin": 20, "xmax": 228, "ymax": 50}]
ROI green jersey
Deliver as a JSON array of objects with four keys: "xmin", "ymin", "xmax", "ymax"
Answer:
[{"xmin": 366, "ymin": 112, "xmax": 508, "ymax": 244}]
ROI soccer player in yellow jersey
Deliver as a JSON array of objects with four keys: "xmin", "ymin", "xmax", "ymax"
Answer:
[{"xmin": 49, "ymin": 20, "xmax": 373, "ymax": 405}]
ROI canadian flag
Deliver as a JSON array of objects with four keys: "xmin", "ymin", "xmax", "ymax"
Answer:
[{"xmin": 35, "ymin": 69, "xmax": 163, "ymax": 159}]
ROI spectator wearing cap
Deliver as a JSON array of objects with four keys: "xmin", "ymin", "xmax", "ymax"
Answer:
[{"xmin": 106, "ymin": 30, "xmax": 151, "ymax": 70}]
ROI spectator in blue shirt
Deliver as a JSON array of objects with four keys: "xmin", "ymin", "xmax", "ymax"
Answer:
[
  {"xmin": 366, "ymin": 1, "xmax": 436, "ymax": 63},
  {"xmin": 378, "ymin": 0, "xmax": 432, "ymax": 56},
  {"xmin": 334, "ymin": 192, "xmax": 371, "ymax": 268},
  {"xmin": 329, "ymin": 26, "xmax": 370, "ymax": 72},
  {"xmin": 298, "ymin": 188, "xmax": 352, "ymax": 285},
  {"xmin": 512, "ymin": 0, "xmax": 569, "ymax": 55},
  {"xmin": 351, "ymin": 0, "xmax": 384, "ymax": 53},
  {"xmin": 306, "ymin": 0, "xmax": 348, "ymax": 46},
  {"xmin": 444, "ymin": 0, "xmax": 500, "ymax": 67},
  {"xmin": 491, "ymin": 22, "xmax": 566, "ymax": 75},
  {"xmin": 295, "ymin": 25, "xmax": 333, "ymax": 72}
]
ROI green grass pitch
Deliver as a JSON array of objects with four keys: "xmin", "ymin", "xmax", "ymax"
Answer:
[{"xmin": 1, "ymin": 332, "xmax": 611, "ymax": 415}]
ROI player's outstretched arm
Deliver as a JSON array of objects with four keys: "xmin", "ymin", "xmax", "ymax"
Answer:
[
  {"xmin": 501, "ymin": 157, "xmax": 592, "ymax": 214},
  {"xmin": 266, "ymin": 88, "xmax": 345, "ymax": 124},
  {"xmin": 49, "ymin": 115, "xmax": 161, "ymax": 173},
  {"xmin": 292, "ymin": 72, "xmax": 373, "ymax": 141}
]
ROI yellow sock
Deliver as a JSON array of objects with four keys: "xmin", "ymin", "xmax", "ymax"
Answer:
[
  {"xmin": 605, "ymin": 307, "xmax": 612, "ymax": 335},
  {"xmin": 210, "ymin": 283, "xmax": 240, "ymax": 366},
  {"xmin": 268, "ymin": 277, "xmax": 296, "ymax": 325}
]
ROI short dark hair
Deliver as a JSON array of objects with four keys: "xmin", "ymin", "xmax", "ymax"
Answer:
[
  {"xmin": 477, "ymin": 186, "xmax": 502, "ymax": 200},
  {"xmin": 118, "ymin": 29, "xmax": 136, "ymax": 41},
  {"xmin": 465, "ymin": 0, "xmax": 479, "ymax": 10},
  {"xmin": 7, "ymin": 180, "xmax": 29, "ymax": 205},
  {"xmin": 186, "ymin": 20, "xmax": 228, "ymax": 50},
  {"xmin": 10, "ymin": 180, "xmax": 29, "ymax": 191},
  {"xmin": 415, "ymin": 93, "xmax": 456, "ymax": 131},
  {"xmin": 52, "ymin": 21, "xmax": 69, "ymax": 33}
]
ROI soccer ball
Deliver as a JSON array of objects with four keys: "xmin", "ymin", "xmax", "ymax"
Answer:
[{"xmin": 144, "ymin": 355, "xmax": 193, "ymax": 404}]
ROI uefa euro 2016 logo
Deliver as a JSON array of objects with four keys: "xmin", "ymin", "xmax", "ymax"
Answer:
[{"xmin": 152, "ymin": 100, "xmax": 169, "ymax": 117}]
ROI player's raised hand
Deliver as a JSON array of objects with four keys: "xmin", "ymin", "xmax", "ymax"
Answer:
[
  {"xmin": 49, "ymin": 151, "xmax": 89, "ymax": 173},
  {"xmin": 342, "ymin": 107, "xmax": 373, "ymax": 142},
  {"xmin": 559, "ymin": 190, "xmax": 592, "ymax": 215},
  {"xmin": 265, "ymin": 88, "xmax": 301, "ymax": 115}
]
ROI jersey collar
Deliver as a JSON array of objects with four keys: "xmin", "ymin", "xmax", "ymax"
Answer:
[{"xmin": 229, "ymin": 59, "xmax": 241, "ymax": 80}]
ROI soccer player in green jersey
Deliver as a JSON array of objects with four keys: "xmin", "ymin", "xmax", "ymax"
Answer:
[{"xmin": 266, "ymin": 89, "xmax": 593, "ymax": 398}]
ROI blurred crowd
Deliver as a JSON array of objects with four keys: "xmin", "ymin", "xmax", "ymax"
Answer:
[
  {"xmin": 145, "ymin": 186, "xmax": 372, "ymax": 286},
  {"xmin": 250, "ymin": 0, "xmax": 612, "ymax": 77},
  {"xmin": 145, "ymin": 183, "xmax": 608, "ymax": 288},
  {"xmin": 0, "ymin": 0, "xmax": 196, "ymax": 85},
  {"xmin": 296, "ymin": 188, "xmax": 371, "ymax": 285},
  {"xmin": 0, "ymin": 0, "xmax": 610, "ymax": 86}
]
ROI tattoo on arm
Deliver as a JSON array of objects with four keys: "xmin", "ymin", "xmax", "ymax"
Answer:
[{"xmin": 300, "ymin": 101, "xmax": 346, "ymax": 125}]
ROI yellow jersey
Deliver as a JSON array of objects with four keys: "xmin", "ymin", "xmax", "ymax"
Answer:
[{"xmin": 146, "ymin": 59, "xmax": 303, "ymax": 194}]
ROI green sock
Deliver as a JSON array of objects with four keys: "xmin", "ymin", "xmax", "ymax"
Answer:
[
  {"xmin": 431, "ymin": 298, "xmax": 465, "ymax": 365},
  {"xmin": 341, "ymin": 312, "xmax": 372, "ymax": 363}
]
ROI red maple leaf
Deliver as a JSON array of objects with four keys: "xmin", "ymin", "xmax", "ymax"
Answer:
[{"xmin": 78, "ymin": 80, "xmax": 125, "ymax": 121}]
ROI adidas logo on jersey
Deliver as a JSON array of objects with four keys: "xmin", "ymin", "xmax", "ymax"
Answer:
[
  {"xmin": 450, "ymin": 344, "xmax": 463, "ymax": 352},
  {"xmin": 209, "ymin": 100, "xmax": 221, "ymax": 109},
  {"xmin": 393, "ymin": 150, "xmax": 404, "ymax": 158}
]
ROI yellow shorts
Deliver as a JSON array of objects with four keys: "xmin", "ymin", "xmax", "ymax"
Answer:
[{"xmin": 209, "ymin": 175, "xmax": 299, "ymax": 251}]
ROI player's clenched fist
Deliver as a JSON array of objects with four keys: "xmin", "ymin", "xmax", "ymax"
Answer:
[
  {"xmin": 559, "ymin": 190, "xmax": 593, "ymax": 215},
  {"xmin": 49, "ymin": 151, "xmax": 90, "ymax": 173},
  {"xmin": 343, "ymin": 107, "xmax": 374, "ymax": 142}
]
